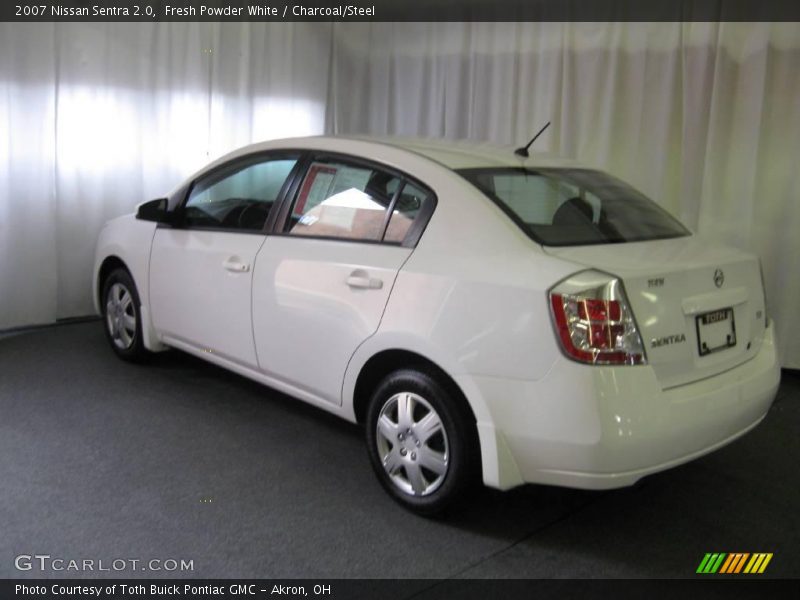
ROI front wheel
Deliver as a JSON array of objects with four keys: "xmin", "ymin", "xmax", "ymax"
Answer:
[
  {"xmin": 101, "ymin": 268, "xmax": 149, "ymax": 362},
  {"xmin": 365, "ymin": 368, "xmax": 478, "ymax": 516}
]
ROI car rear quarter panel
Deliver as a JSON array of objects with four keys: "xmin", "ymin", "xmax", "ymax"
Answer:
[
  {"xmin": 340, "ymin": 170, "xmax": 583, "ymax": 488},
  {"xmin": 342, "ymin": 170, "xmax": 581, "ymax": 415}
]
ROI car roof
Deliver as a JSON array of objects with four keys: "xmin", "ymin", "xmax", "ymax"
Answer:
[
  {"xmin": 213, "ymin": 135, "xmax": 585, "ymax": 171},
  {"xmin": 344, "ymin": 135, "xmax": 584, "ymax": 170}
]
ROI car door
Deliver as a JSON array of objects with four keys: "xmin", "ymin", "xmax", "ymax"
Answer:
[
  {"xmin": 252, "ymin": 154, "xmax": 434, "ymax": 405},
  {"xmin": 149, "ymin": 153, "xmax": 300, "ymax": 369}
]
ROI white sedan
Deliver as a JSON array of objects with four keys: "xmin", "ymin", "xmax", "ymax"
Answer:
[{"xmin": 94, "ymin": 136, "xmax": 781, "ymax": 514}]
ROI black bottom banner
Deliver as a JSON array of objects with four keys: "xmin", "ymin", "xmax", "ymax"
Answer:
[{"xmin": 3, "ymin": 579, "xmax": 799, "ymax": 600}]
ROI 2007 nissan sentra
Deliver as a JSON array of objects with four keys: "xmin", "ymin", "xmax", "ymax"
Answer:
[{"xmin": 94, "ymin": 136, "xmax": 780, "ymax": 514}]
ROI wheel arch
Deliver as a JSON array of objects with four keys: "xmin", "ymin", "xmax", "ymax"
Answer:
[
  {"xmin": 96, "ymin": 255, "xmax": 131, "ymax": 309},
  {"xmin": 351, "ymin": 348, "xmax": 478, "ymax": 428},
  {"xmin": 353, "ymin": 347, "xmax": 485, "ymax": 494},
  {"xmin": 94, "ymin": 251, "xmax": 166, "ymax": 353},
  {"xmin": 344, "ymin": 339, "xmax": 524, "ymax": 491}
]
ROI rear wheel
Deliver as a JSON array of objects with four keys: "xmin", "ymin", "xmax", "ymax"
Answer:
[
  {"xmin": 101, "ymin": 268, "xmax": 149, "ymax": 362},
  {"xmin": 365, "ymin": 368, "xmax": 478, "ymax": 515}
]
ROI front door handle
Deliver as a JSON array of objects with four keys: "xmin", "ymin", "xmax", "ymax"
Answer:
[
  {"xmin": 223, "ymin": 258, "xmax": 250, "ymax": 273},
  {"xmin": 346, "ymin": 270, "xmax": 383, "ymax": 290}
]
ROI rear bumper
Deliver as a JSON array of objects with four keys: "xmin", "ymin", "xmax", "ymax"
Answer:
[{"xmin": 472, "ymin": 321, "xmax": 781, "ymax": 490}]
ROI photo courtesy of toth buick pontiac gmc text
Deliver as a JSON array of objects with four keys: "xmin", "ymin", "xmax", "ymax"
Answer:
[{"xmin": 94, "ymin": 136, "xmax": 780, "ymax": 514}]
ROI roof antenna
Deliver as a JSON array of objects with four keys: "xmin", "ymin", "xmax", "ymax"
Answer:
[{"xmin": 514, "ymin": 121, "xmax": 551, "ymax": 158}]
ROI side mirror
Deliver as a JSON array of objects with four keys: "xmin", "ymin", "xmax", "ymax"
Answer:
[{"xmin": 136, "ymin": 198, "xmax": 170, "ymax": 223}]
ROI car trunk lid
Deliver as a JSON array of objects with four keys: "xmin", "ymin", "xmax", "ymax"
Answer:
[{"xmin": 544, "ymin": 236, "xmax": 767, "ymax": 388}]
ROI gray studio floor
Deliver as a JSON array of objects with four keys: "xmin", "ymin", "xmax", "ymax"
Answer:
[{"xmin": 1, "ymin": 321, "xmax": 798, "ymax": 579}]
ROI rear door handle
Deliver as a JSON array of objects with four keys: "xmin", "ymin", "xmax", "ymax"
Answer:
[
  {"xmin": 346, "ymin": 270, "xmax": 383, "ymax": 290},
  {"xmin": 223, "ymin": 258, "xmax": 250, "ymax": 273}
]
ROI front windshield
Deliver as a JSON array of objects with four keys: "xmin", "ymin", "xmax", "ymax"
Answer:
[{"xmin": 457, "ymin": 167, "xmax": 690, "ymax": 246}]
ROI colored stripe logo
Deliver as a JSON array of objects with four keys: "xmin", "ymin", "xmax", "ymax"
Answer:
[{"xmin": 697, "ymin": 553, "xmax": 773, "ymax": 574}]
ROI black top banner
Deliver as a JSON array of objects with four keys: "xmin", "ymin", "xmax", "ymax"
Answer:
[{"xmin": 3, "ymin": 0, "xmax": 800, "ymax": 22}]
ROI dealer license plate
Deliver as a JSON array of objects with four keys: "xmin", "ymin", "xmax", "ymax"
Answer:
[{"xmin": 696, "ymin": 307, "xmax": 736, "ymax": 356}]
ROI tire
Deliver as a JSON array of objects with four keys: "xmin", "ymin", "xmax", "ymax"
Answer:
[
  {"xmin": 101, "ymin": 268, "xmax": 149, "ymax": 362},
  {"xmin": 365, "ymin": 368, "xmax": 479, "ymax": 516}
]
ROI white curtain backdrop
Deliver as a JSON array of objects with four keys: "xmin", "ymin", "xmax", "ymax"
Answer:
[
  {"xmin": 0, "ymin": 22, "xmax": 331, "ymax": 327},
  {"xmin": 1, "ymin": 22, "xmax": 799, "ymax": 368}
]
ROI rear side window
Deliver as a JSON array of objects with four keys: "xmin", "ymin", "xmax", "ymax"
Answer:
[
  {"xmin": 384, "ymin": 182, "xmax": 430, "ymax": 243},
  {"xmin": 285, "ymin": 159, "xmax": 433, "ymax": 245},
  {"xmin": 458, "ymin": 168, "xmax": 689, "ymax": 246},
  {"xmin": 286, "ymin": 159, "xmax": 406, "ymax": 242}
]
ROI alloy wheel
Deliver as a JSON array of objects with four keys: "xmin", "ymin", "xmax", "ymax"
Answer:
[
  {"xmin": 105, "ymin": 282, "xmax": 137, "ymax": 350},
  {"xmin": 374, "ymin": 392, "xmax": 450, "ymax": 497}
]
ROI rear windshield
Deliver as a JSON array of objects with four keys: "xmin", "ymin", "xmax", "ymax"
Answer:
[{"xmin": 457, "ymin": 167, "xmax": 690, "ymax": 246}]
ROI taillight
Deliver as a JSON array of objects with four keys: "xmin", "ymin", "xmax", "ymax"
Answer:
[
  {"xmin": 549, "ymin": 270, "xmax": 646, "ymax": 366},
  {"xmin": 758, "ymin": 259, "xmax": 769, "ymax": 328}
]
